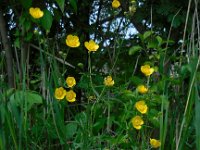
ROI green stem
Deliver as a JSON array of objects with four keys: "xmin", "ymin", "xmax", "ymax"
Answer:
[{"xmin": 88, "ymin": 52, "xmax": 99, "ymax": 97}]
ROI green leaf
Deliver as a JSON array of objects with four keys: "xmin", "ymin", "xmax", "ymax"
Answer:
[
  {"xmin": 56, "ymin": 0, "xmax": 65, "ymax": 13},
  {"xmin": 25, "ymin": 32, "xmax": 33, "ymax": 42},
  {"xmin": 20, "ymin": 0, "xmax": 32, "ymax": 9},
  {"xmin": 65, "ymin": 122, "xmax": 77, "ymax": 139},
  {"xmin": 9, "ymin": 90, "xmax": 43, "ymax": 111},
  {"xmin": 156, "ymin": 36, "xmax": 163, "ymax": 46},
  {"xmin": 24, "ymin": 21, "xmax": 31, "ymax": 32},
  {"xmin": 128, "ymin": 45, "xmax": 142, "ymax": 55},
  {"xmin": 143, "ymin": 30, "xmax": 153, "ymax": 40},
  {"xmin": 14, "ymin": 38, "xmax": 20, "ymax": 48},
  {"xmin": 70, "ymin": 0, "xmax": 77, "ymax": 13},
  {"xmin": 41, "ymin": 10, "xmax": 53, "ymax": 31},
  {"xmin": 93, "ymin": 118, "xmax": 106, "ymax": 133},
  {"xmin": 130, "ymin": 76, "xmax": 144, "ymax": 85},
  {"xmin": 147, "ymin": 38, "xmax": 158, "ymax": 49}
]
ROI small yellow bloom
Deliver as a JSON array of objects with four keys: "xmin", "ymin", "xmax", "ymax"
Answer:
[
  {"xmin": 66, "ymin": 90, "xmax": 76, "ymax": 102},
  {"xmin": 131, "ymin": 116, "xmax": 144, "ymax": 130},
  {"xmin": 84, "ymin": 40, "xmax": 99, "ymax": 52},
  {"xmin": 29, "ymin": 7, "xmax": 44, "ymax": 19},
  {"xmin": 54, "ymin": 87, "xmax": 66, "ymax": 100},
  {"xmin": 150, "ymin": 138, "xmax": 161, "ymax": 148},
  {"xmin": 66, "ymin": 77, "xmax": 76, "ymax": 88},
  {"xmin": 112, "ymin": 0, "xmax": 121, "ymax": 8},
  {"xmin": 104, "ymin": 76, "xmax": 114, "ymax": 86},
  {"xmin": 141, "ymin": 65, "xmax": 154, "ymax": 76},
  {"xmin": 66, "ymin": 35, "xmax": 80, "ymax": 48},
  {"xmin": 135, "ymin": 100, "xmax": 148, "ymax": 114},
  {"xmin": 137, "ymin": 85, "xmax": 148, "ymax": 94}
]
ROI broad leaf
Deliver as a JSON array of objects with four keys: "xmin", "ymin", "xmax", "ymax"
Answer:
[
  {"xmin": 65, "ymin": 122, "xmax": 77, "ymax": 139},
  {"xmin": 9, "ymin": 90, "xmax": 43, "ymax": 111},
  {"xmin": 70, "ymin": 0, "xmax": 77, "ymax": 13},
  {"xmin": 56, "ymin": 0, "xmax": 65, "ymax": 13},
  {"xmin": 41, "ymin": 9, "xmax": 53, "ymax": 31},
  {"xmin": 129, "ymin": 45, "xmax": 142, "ymax": 55},
  {"xmin": 143, "ymin": 30, "xmax": 153, "ymax": 40}
]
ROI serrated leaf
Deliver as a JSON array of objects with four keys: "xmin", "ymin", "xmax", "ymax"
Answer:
[
  {"xmin": 56, "ymin": 0, "xmax": 65, "ymax": 13},
  {"xmin": 129, "ymin": 45, "xmax": 142, "ymax": 55},
  {"xmin": 143, "ymin": 30, "xmax": 153, "ymax": 40},
  {"xmin": 41, "ymin": 10, "xmax": 53, "ymax": 31}
]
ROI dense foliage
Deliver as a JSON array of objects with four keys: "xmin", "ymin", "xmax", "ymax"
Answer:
[{"xmin": 0, "ymin": 0, "xmax": 200, "ymax": 149}]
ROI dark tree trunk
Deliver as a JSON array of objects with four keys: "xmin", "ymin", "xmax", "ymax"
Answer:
[{"xmin": 0, "ymin": 8, "xmax": 14, "ymax": 88}]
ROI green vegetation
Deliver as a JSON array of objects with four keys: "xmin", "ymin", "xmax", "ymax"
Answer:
[{"xmin": 0, "ymin": 0, "xmax": 200, "ymax": 149}]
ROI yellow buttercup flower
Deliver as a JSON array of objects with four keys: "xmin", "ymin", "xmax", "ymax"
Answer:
[
  {"xmin": 150, "ymin": 138, "xmax": 161, "ymax": 148},
  {"xmin": 66, "ymin": 77, "xmax": 76, "ymax": 88},
  {"xmin": 54, "ymin": 87, "xmax": 66, "ymax": 100},
  {"xmin": 66, "ymin": 35, "xmax": 80, "ymax": 48},
  {"xmin": 104, "ymin": 76, "xmax": 114, "ymax": 86},
  {"xmin": 112, "ymin": 0, "xmax": 121, "ymax": 8},
  {"xmin": 131, "ymin": 116, "xmax": 144, "ymax": 130},
  {"xmin": 66, "ymin": 90, "xmax": 76, "ymax": 102},
  {"xmin": 141, "ymin": 65, "xmax": 154, "ymax": 76},
  {"xmin": 137, "ymin": 85, "xmax": 148, "ymax": 94},
  {"xmin": 84, "ymin": 40, "xmax": 99, "ymax": 52},
  {"xmin": 29, "ymin": 7, "xmax": 44, "ymax": 19},
  {"xmin": 135, "ymin": 100, "xmax": 148, "ymax": 114}
]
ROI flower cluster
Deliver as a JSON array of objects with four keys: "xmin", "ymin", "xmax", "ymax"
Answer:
[
  {"xmin": 65, "ymin": 34, "xmax": 99, "ymax": 52},
  {"xmin": 130, "ymin": 64, "xmax": 161, "ymax": 148},
  {"xmin": 54, "ymin": 76, "xmax": 77, "ymax": 103},
  {"xmin": 29, "ymin": 7, "xmax": 44, "ymax": 19},
  {"xmin": 112, "ymin": 0, "xmax": 121, "ymax": 8}
]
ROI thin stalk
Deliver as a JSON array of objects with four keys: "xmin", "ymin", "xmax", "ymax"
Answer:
[
  {"xmin": 176, "ymin": 55, "xmax": 200, "ymax": 150},
  {"xmin": 88, "ymin": 52, "xmax": 100, "ymax": 97},
  {"xmin": 179, "ymin": 0, "xmax": 192, "ymax": 67}
]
